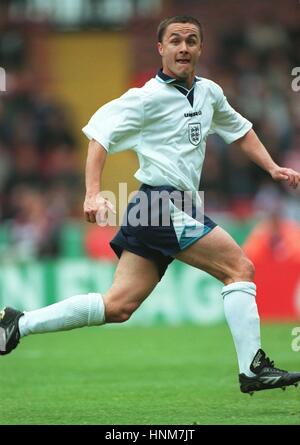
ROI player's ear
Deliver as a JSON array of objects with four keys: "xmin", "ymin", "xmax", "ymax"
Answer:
[
  {"xmin": 157, "ymin": 42, "xmax": 163, "ymax": 56},
  {"xmin": 198, "ymin": 42, "xmax": 203, "ymax": 57}
]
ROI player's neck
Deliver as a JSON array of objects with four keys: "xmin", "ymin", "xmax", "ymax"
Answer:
[
  {"xmin": 174, "ymin": 75, "xmax": 194, "ymax": 90},
  {"xmin": 163, "ymin": 68, "xmax": 195, "ymax": 89}
]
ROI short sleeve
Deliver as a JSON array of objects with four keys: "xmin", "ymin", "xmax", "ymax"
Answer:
[
  {"xmin": 210, "ymin": 83, "xmax": 252, "ymax": 144},
  {"xmin": 82, "ymin": 88, "xmax": 143, "ymax": 153}
]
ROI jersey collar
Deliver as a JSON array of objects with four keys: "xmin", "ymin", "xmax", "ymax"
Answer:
[{"xmin": 156, "ymin": 68, "xmax": 201, "ymax": 88}]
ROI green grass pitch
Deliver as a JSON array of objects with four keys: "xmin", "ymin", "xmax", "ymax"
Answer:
[{"xmin": 0, "ymin": 323, "xmax": 299, "ymax": 425}]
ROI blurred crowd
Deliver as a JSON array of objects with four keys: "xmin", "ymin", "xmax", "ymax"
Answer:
[
  {"xmin": 0, "ymin": 2, "xmax": 299, "ymax": 261},
  {"xmin": 0, "ymin": 9, "xmax": 83, "ymax": 260},
  {"xmin": 200, "ymin": 13, "xmax": 300, "ymax": 220}
]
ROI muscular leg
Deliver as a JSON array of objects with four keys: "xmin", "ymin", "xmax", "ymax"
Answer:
[
  {"xmin": 174, "ymin": 226, "xmax": 260, "ymax": 377},
  {"xmin": 18, "ymin": 251, "xmax": 160, "ymax": 336},
  {"xmin": 104, "ymin": 251, "xmax": 160, "ymax": 322},
  {"xmin": 174, "ymin": 226, "xmax": 254, "ymax": 284}
]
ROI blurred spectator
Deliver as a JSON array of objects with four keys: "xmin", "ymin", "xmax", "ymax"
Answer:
[
  {"xmin": 246, "ymin": 182, "xmax": 300, "ymax": 262},
  {"xmin": 6, "ymin": 185, "xmax": 62, "ymax": 260},
  {"xmin": 36, "ymin": 104, "xmax": 76, "ymax": 154},
  {"xmin": 245, "ymin": 16, "xmax": 290, "ymax": 54},
  {"xmin": 243, "ymin": 211, "xmax": 300, "ymax": 264}
]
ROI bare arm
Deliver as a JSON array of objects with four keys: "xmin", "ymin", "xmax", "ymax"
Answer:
[
  {"xmin": 84, "ymin": 139, "xmax": 115, "ymax": 223},
  {"xmin": 236, "ymin": 129, "xmax": 300, "ymax": 189}
]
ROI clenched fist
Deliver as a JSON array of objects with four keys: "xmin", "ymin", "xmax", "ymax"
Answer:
[{"xmin": 84, "ymin": 194, "xmax": 116, "ymax": 224}]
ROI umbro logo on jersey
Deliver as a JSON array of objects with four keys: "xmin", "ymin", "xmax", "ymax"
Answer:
[{"xmin": 184, "ymin": 110, "xmax": 202, "ymax": 118}]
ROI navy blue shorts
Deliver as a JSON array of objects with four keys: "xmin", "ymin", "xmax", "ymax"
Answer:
[{"xmin": 110, "ymin": 184, "xmax": 217, "ymax": 279}]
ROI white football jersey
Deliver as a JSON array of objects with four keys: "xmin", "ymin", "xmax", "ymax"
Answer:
[{"xmin": 82, "ymin": 71, "xmax": 252, "ymax": 192}]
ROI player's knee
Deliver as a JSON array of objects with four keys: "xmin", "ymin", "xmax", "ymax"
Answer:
[
  {"xmin": 224, "ymin": 255, "xmax": 255, "ymax": 284},
  {"xmin": 235, "ymin": 256, "xmax": 255, "ymax": 282},
  {"xmin": 243, "ymin": 257, "xmax": 255, "ymax": 281},
  {"xmin": 105, "ymin": 302, "xmax": 138, "ymax": 323},
  {"xmin": 104, "ymin": 290, "xmax": 143, "ymax": 323}
]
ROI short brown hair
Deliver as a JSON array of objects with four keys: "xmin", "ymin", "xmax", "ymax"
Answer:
[{"xmin": 157, "ymin": 16, "xmax": 203, "ymax": 43}]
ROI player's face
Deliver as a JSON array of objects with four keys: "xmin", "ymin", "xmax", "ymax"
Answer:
[{"xmin": 157, "ymin": 23, "xmax": 202, "ymax": 88}]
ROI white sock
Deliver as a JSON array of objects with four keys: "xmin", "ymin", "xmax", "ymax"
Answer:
[
  {"xmin": 18, "ymin": 293, "xmax": 105, "ymax": 337},
  {"xmin": 221, "ymin": 281, "xmax": 261, "ymax": 377}
]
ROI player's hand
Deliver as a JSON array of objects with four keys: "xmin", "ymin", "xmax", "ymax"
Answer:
[
  {"xmin": 270, "ymin": 166, "xmax": 300, "ymax": 189},
  {"xmin": 84, "ymin": 194, "xmax": 116, "ymax": 224}
]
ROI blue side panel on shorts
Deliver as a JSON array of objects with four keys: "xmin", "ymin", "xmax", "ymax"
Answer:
[
  {"xmin": 178, "ymin": 225, "xmax": 212, "ymax": 250},
  {"xmin": 169, "ymin": 199, "xmax": 211, "ymax": 250}
]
